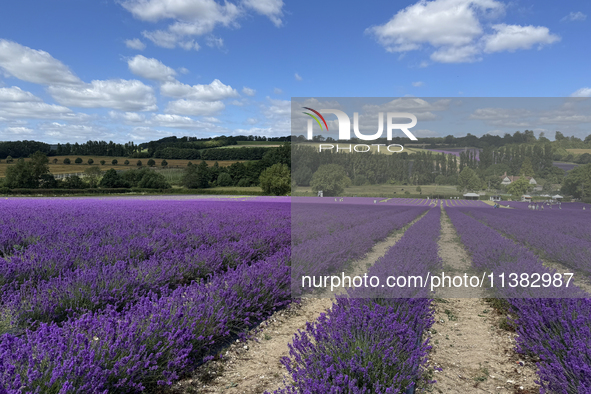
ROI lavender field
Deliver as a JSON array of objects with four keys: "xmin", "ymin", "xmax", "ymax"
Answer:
[{"xmin": 1, "ymin": 197, "xmax": 590, "ymax": 393}]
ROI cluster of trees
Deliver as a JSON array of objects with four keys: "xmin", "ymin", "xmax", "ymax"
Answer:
[
  {"xmin": 292, "ymin": 140, "xmax": 570, "ymax": 196},
  {"xmin": 0, "ymin": 141, "xmax": 52, "ymax": 159},
  {"xmin": 0, "ymin": 151, "xmax": 171, "ymax": 190},
  {"xmin": 293, "ymin": 130, "xmax": 590, "ymax": 150},
  {"xmin": 0, "ymin": 135, "xmax": 289, "ymax": 161},
  {"xmin": 561, "ymin": 164, "xmax": 591, "ymax": 200},
  {"xmin": 153, "ymin": 147, "xmax": 273, "ymax": 161},
  {"xmin": 181, "ymin": 144, "xmax": 290, "ymax": 192}
]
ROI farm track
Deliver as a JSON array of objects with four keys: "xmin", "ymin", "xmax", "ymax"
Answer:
[
  {"xmin": 427, "ymin": 208, "xmax": 539, "ymax": 394},
  {"xmin": 170, "ymin": 210, "xmax": 429, "ymax": 394}
]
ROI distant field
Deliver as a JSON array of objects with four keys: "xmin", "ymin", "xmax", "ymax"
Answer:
[
  {"xmin": 219, "ymin": 144, "xmax": 281, "ymax": 149},
  {"xmin": 236, "ymin": 141, "xmax": 284, "ymax": 146},
  {"xmin": 0, "ymin": 156, "xmax": 243, "ymax": 177},
  {"xmin": 553, "ymin": 161, "xmax": 578, "ymax": 173},
  {"xmin": 295, "ymin": 184, "xmax": 459, "ymax": 197},
  {"xmin": 295, "ymin": 142, "xmax": 429, "ymax": 155},
  {"xmin": 566, "ymin": 149, "xmax": 591, "ymax": 154}
]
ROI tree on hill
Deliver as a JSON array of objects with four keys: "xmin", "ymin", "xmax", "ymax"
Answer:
[
  {"xmin": 84, "ymin": 166, "xmax": 102, "ymax": 188},
  {"xmin": 63, "ymin": 175, "xmax": 87, "ymax": 189},
  {"xmin": 259, "ymin": 163, "xmax": 290, "ymax": 195},
  {"xmin": 124, "ymin": 160, "xmax": 130, "ymax": 165},
  {"xmin": 137, "ymin": 171, "xmax": 171, "ymax": 189},
  {"xmin": 507, "ymin": 177, "xmax": 531, "ymax": 196},
  {"xmin": 63, "ymin": 158, "xmax": 71, "ymax": 164},
  {"xmin": 161, "ymin": 159, "xmax": 168, "ymax": 167},
  {"xmin": 561, "ymin": 164, "xmax": 591, "ymax": 199},
  {"xmin": 87, "ymin": 158, "xmax": 94, "ymax": 165},
  {"xmin": 456, "ymin": 167, "xmax": 475, "ymax": 192},
  {"xmin": 147, "ymin": 159, "xmax": 156, "ymax": 167},
  {"xmin": 99, "ymin": 169, "xmax": 129, "ymax": 188},
  {"xmin": 4, "ymin": 151, "xmax": 50, "ymax": 188},
  {"xmin": 520, "ymin": 157, "xmax": 535, "ymax": 177},
  {"xmin": 311, "ymin": 164, "xmax": 351, "ymax": 197},
  {"xmin": 182, "ymin": 161, "xmax": 209, "ymax": 188},
  {"xmin": 112, "ymin": 159, "xmax": 118, "ymax": 165},
  {"xmin": 217, "ymin": 172, "xmax": 233, "ymax": 187},
  {"xmin": 75, "ymin": 157, "xmax": 83, "ymax": 164}
]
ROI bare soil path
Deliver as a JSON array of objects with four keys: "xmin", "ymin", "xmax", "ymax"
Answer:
[
  {"xmin": 169, "ymin": 211, "xmax": 428, "ymax": 394},
  {"xmin": 426, "ymin": 209, "xmax": 539, "ymax": 394}
]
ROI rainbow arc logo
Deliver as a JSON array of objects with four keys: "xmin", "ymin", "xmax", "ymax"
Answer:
[{"xmin": 302, "ymin": 107, "xmax": 328, "ymax": 131}]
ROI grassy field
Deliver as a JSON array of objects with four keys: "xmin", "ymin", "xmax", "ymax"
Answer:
[
  {"xmin": 218, "ymin": 144, "xmax": 281, "ymax": 149},
  {"xmin": 236, "ymin": 141, "xmax": 284, "ymax": 146},
  {"xmin": 566, "ymin": 149, "xmax": 591, "ymax": 154},
  {"xmin": 0, "ymin": 156, "xmax": 244, "ymax": 177},
  {"xmin": 295, "ymin": 142, "xmax": 430, "ymax": 155},
  {"xmin": 294, "ymin": 184, "xmax": 460, "ymax": 197}
]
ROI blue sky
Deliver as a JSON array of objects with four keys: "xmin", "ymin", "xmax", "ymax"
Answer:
[{"xmin": 0, "ymin": 0, "xmax": 590, "ymax": 143}]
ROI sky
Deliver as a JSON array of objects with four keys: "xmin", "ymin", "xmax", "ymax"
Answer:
[{"xmin": 0, "ymin": 0, "xmax": 590, "ymax": 144}]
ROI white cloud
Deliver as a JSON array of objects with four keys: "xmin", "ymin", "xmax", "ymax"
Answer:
[
  {"xmin": 121, "ymin": 0, "xmax": 284, "ymax": 50},
  {"xmin": 367, "ymin": 0, "xmax": 502, "ymax": 52},
  {"xmin": 245, "ymin": 117, "xmax": 259, "ymax": 124},
  {"xmin": 0, "ymin": 39, "xmax": 82, "ymax": 85},
  {"xmin": 412, "ymin": 81, "xmax": 424, "ymax": 87},
  {"xmin": 203, "ymin": 117, "xmax": 221, "ymax": 123},
  {"xmin": 571, "ymin": 88, "xmax": 591, "ymax": 98},
  {"xmin": 124, "ymin": 0, "xmax": 240, "ymax": 49},
  {"xmin": 367, "ymin": 0, "xmax": 558, "ymax": 63},
  {"xmin": 127, "ymin": 55, "xmax": 177, "ymax": 82},
  {"xmin": 206, "ymin": 36, "xmax": 224, "ymax": 48},
  {"xmin": 0, "ymin": 86, "xmax": 76, "ymax": 119},
  {"xmin": 109, "ymin": 111, "xmax": 146, "ymax": 123},
  {"xmin": 126, "ymin": 126, "xmax": 174, "ymax": 143},
  {"xmin": 264, "ymin": 97, "xmax": 290, "ymax": 117},
  {"xmin": 151, "ymin": 113, "xmax": 220, "ymax": 128},
  {"xmin": 160, "ymin": 79, "xmax": 238, "ymax": 101},
  {"xmin": 242, "ymin": 0, "xmax": 284, "ymax": 27},
  {"xmin": 141, "ymin": 30, "xmax": 179, "ymax": 49},
  {"xmin": 48, "ymin": 79, "xmax": 157, "ymax": 111},
  {"xmin": 242, "ymin": 86, "xmax": 256, "ymax": 96},
  {"xmin": 121, "ymin": 0, "xmax": 240, "ymax": 24},
  {"xmin": 273, "ymin": 87, "xmax": 283, "ymax": 95},
  {"xmin": 1, "ymin": 126, "xmax": 35, "ymax": 137},
  {"xmin": 179, "ymin": 40, "xmax": 201, "ymax": 51},
  {"xmin": 0, "ymin": 86, "xmax": 42, "ymax": 102},
  {"xmin": 165, "ymin": 99, "xmax": 225, "ymax": 116},
  {"xmin": 178, "ymin": 67, "xmax": 190, "ymax": 74},
  {"xmin": 431, "ymin": 44, "xmax": 481, "ymax": 63},
  {"xmin": 561, "ymin": 11, "xmax": 586, "ymax": 22},
  {"xmin": 295, "ymin": 73, "xmax": 303, "ymax": 81},
  {"xmin": 412, "ymin": 128, "xmax": 440, "ymax": 137},
  {"xmin": 39, "ymin": 122, "xmax": 116, "ymax": 142},
  {"xmin": 483, "ymin": 24, "xmax": 560, "ymax": 53},
  {"xmin": 124, "ymin": 38, "xmax": 146, "ymax": 50}
]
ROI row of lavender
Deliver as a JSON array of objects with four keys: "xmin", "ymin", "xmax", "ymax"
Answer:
[
  {"xmin": 0, "ymin": 199, "xmax": 294, "ymax": 393},
  {"xmin": 0, "ymin": 198, "xmax": 430, "ymax": 393},
  {"xmin": 447, "ymin": 207, "xmax": 591, "ymax": 393},
  {"xmin": 465, "ymin": 208, "xmax": 591, "ymax": 274},
  {"xmin": 291, "ymin": 201, "xmax": 428, "ymax": 296},
  {"xmin": 0, "ymin": 199, "xmax": 290, "ymax": 332},
  {"xmin": 273, "ymin": 207, "xmax": 441, "ymax": 393}
]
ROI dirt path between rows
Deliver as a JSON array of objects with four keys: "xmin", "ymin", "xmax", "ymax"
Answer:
[
  {"xmin": 426, "ymin": 208, "xmax": 539, "ymax": 394},
  {"xmin": 169, "ymin": 211, "xmax": 428, "ymax": 394}
]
